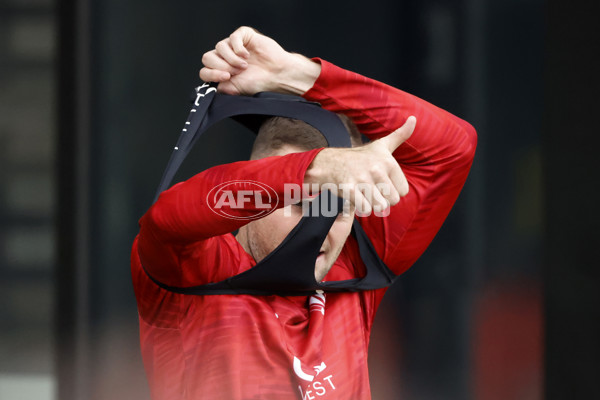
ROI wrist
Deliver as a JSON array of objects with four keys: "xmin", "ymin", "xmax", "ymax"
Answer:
[
  {"xmin": 275, "ymin": 53, "xmax": 321, "ymax": 95},
  {"xmin": 303, "ymin": 148, "xmax": 332, "ymax": 190}
]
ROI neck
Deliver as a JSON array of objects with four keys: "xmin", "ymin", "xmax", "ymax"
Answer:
[{"xmin": 235, "ymin": 225, "xmax": 254, "ymax": 259}]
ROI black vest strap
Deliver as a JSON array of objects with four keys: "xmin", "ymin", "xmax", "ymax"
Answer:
[
  {"xmin": 143, "ymin": 191, "xmax": 396, "ymax": 296},
  {"xmin": 143, "ymin": 83, "xmax": 397, "ymax": 296},
  {"xmin": 154, "ymin": 84, "xmax": 351, "ymax": 202}
]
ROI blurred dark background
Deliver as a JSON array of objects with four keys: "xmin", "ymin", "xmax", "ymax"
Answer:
[{"xmin": 0, "ymin": 0, "xmax": 598, "ymax": 399}]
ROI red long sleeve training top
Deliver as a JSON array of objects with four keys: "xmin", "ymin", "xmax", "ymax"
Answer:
[{"xmin": 131, "ymin": 59, "xmax": 477, "ymax": 400}]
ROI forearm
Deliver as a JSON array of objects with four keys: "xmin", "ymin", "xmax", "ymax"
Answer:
[
  {"xmin": 139, "ymin": 149, "xmax": 321, "ymax": 245},
  {"xmin": 273, "ymin": 53, "xmax": 322, "ymax": 95}
]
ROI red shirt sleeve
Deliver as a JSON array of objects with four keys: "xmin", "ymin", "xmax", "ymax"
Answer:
[
  {"xmin": 136, "ymin": 149, "xmax": 322, "ymax": 287},
  {"xmin": 303, "ymin": 58, "xmax": 477, "ymax": 276}
]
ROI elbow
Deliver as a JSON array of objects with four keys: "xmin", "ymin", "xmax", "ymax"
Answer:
[
  {"xmin": 454, "ymin": 119, "xmax": 478, "ymax": 166},
  {"xmin": 465, "ymin": 121, "xmax": 478, "ymax": 158},
  {"xmin": 139, "ymin": 201, "xmax": 170, "ymax": 242}
]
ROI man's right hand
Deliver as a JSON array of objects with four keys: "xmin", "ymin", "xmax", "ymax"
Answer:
[
  {"xmin": 304, "ymin": 116, "xmax": 417, "ymax": 216},
  {"xmin": 199, "ymin": 26, "xmax": 321, "ymax": 96}
]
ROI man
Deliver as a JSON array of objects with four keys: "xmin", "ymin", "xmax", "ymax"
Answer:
[{"xmin": 131, "ymin": 26, "xmax": 476, "ymax": 399}]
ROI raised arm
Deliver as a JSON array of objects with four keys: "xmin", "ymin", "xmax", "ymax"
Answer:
[
  {"xmin": 303, "ymin": 59, "xmax": 477, "ymax": 275},
  {"xmin": 200, "ymin": 26, "xmax": 477, "ymax": 275}
]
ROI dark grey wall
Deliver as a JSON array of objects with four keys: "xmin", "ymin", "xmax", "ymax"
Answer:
[{"xmin": 544, "ymin": 1, "xmax": 600, "ymax": 399}]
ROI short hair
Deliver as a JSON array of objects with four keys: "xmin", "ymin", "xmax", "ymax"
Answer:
[{"xmin": 250, "ymin": 114, "xmax": 363, "ymax": 160}]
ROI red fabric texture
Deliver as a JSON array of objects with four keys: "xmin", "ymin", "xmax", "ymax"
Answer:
[{"xmin": 131, "ymin": 59, "xmax": 477, "ymax": 399}]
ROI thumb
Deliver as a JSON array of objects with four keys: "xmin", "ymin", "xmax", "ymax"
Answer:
[{"xmin": 379, "ymin": 116, "xmax": 417, "ymax": 153}]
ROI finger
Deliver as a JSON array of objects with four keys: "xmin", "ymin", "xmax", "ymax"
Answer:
[
  {"xmin": 199, "ymin": 67, "xmax": 230, "ymax": 83},
  {"xmin": 215, "ymin": 39, "xmax": 249, "ymax": 69},
  {"xmin": 355, "ymin": 181, "xmax": 387, "ymax": 212},
  {"xmin": 388, "ymin": 163, "xmax": 409, "ymax": 197},
  {"xmin": 379, "ymin": 116, "xmax": 417, "ymax": 153},
  {"xmin": 353, "ymin": 186, "xmax": 372, "ymax": 216},
  {"xmin": 229, "ymin": 30, "xmax": 251, "ymax": 58},
  {"xmin": 369, "ymin": 184, "xmax": 390, "ymax": 213},
  {"xmin": 367, "ymin": 162, "xmax": 400, "ymax": 206},
  {"xmin": 202, "ymin": 50, "xmax": 243, "ymax": 76},
  {"xmin": 202, "ymin": 51, "xmax": 245, "ymax": 75},
  {"xmin": 341, "ymin": 199, "xmax": 354, "ymax": 218},
  {"xmin": 376, "ymin": 177, "xmax": 401, "ymax": 206}
]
